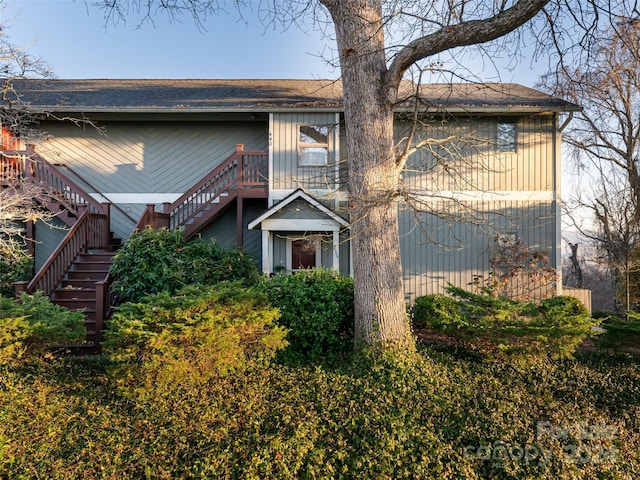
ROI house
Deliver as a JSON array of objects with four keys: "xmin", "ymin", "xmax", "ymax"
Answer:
[{"xmin": 1, "ymin": 79, "xmax": 580, "ymax": 342}]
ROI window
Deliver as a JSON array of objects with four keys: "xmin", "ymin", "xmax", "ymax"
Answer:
[
  {"xmin": 291, "ymin": 238, "xmax": 319, "ymax": 270},
  {"xmin": 299, "ymin": 125, "xmax": 330, "ymax": 166},
  {"xmin": 496, "ymin": 120, "xmax": 517, "ymax": 153}
]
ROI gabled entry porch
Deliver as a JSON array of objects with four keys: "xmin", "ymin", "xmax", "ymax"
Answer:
[{"xmin": 248, "ymin": 189, "xmax": 351, "ymax": 275}]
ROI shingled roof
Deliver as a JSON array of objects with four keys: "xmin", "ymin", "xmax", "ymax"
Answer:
[{"xmin": 5, "ymin": 78, "xmax": 579, "ymax": 114}]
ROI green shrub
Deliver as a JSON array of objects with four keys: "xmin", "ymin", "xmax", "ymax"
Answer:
[
  {"xmin": 2, "ymin": 346, "xmax": 639, "ymax": 479},
  {"xmin": 256, "ymin": 269, "xmax": 354, "ymax": 363},
  {"xmin": 412, "ymin": 286, "xmax": 597, "ymax": 360},
  {"xmin": 103, "ymin": 282, "xmax": 287, "ymax": 396},
  {"xmin": 109, "ymin": 228, "xmax": 259, "ymax": 303},
  {"xmin": 0, "ymin": 292, "xmax": 85, "ymax": 365},
  {"xmin": 412, "ymin": 293, "xmax": 465, "ymax": 329},
  {"xmin": 595, "ymin": 311, "xmax": 640, "ymax": 355},
  {"xmin": 0, "ymin": 245, "xmax": 33, "ymax": 297}
]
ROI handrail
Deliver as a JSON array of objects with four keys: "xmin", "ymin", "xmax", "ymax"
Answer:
[
  {"xmin": 23, "ymin": 146, "xmax": 108, "ymax": 217},
  {"xmin": 25, "ymin": 208, "xmax": 109, "ymax": 296},
  {"xmin": 163, "ymin": 145, "xmax": 267, "ymax": 231},
  {"xmin": 53, "ymin": 162, "xmax": 137, "ymax": 225}
]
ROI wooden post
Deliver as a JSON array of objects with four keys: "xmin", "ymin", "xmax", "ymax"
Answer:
[
  {"xmin": 237, "ymin": 196, "xmax": 244, "ymax": 247},
  {"xmin": 94, "ymin": 280, "xmax": 106, "ymax": 344},
  {"xmin": 237, "ymin": 145, "xmax": 245, "ymax": 187},
  {"xmin": 26, "ymin": 220, "xmax": 35, "ymax": 257},
  {"xmin": 13, "ymin": 281, "xmax": 28, "ymax": 298},
  {"xmin": 144, "ymin": 204, "xmax": 156, "ymax": 229},
  {"xmin": 102, "ymin": 203, "xmax": 111, "ymax": 248}
]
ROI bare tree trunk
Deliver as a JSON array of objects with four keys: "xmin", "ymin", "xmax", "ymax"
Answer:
[
  {"xmin": 568, "ymin": 241, "xmax": 584, "ymax": 288},
  {"xmin": 324, "ymin": 0, "xmax": 409, "ymax": 346}
]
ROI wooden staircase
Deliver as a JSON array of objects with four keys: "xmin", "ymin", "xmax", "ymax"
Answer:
[
  {"xmin": 164, "ymin": 144, "xmax": 268, "ymax": 239},
  {"xmin": 8, "ymin": 144, "xmax": 267, "ymax": 349},
  {"xmin": 51, "ymin": 250, "xmax": 117, "ymax": 345}
]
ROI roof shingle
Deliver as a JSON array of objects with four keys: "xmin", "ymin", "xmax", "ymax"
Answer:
[{"xmin": 5, "ymin": 78, "xmax": 579, "ymax": 113}]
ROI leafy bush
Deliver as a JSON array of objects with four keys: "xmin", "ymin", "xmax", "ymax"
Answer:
[
  {"xmin": 109, "ymin": 228, "xmax": 259, "ymax": 303},
  {"xmin": 1, "ymin": 347, "xmax": 639, "ymax": 479},
  {"xmin": 256, "ymin": 269, "xmax": 354, "ymax": 363},
  {"xmin": 0, "ymin": 292, "xmax": 85, "ymax": 365},
  {"xmin": 412, "ymin": 285, "xmax": 597, "ymax": 360},
  {"xmin": 0, "ymin": 245, "xmax": 33, "ymax": 297},
  {"xmin": 103, "ymin": 282, "xmax": 287, "ymax": 396}
]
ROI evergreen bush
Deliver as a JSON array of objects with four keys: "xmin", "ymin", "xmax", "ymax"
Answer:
[
  {"xmin": 256, "ymin": 269, "xmax": 354, "ymax": 363},
  {"xmin": 103, "ymin": 282, "xmax": 287, "ymax": 396},
  {"xmin": 0, "ymin": 292, "xmax": 85, "ymax": 365},
  {"xmin": 0, "ymin": 245, "xmax": 33, "ymax": 297},
  {"xmin": 412, "ymin": 285, "xmax": 597, "ymax": 360}
]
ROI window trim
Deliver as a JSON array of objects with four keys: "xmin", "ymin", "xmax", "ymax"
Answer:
[{"xmin": 298, "ymin": 124, "xmax": 331, "ymax": 166}]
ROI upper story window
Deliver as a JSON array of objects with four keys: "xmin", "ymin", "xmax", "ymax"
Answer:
[
  {"xmin": 496, "ymin": 120, "xmax": 517, "ymax": 153},
  {"xmin": 299, "ymin": 125, "xmax": 331, "ymax": 166}
]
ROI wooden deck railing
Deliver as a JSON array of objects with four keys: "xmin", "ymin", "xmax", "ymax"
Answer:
[
  {"xmin": 18, "ymin": 207, "xmax": 109, "ymax": 297},
  {"xmin": 95, "ymin": 273, "xmax": 118, "ymax": 344},
  {"xmin": 2, "ymin": 147, "xmax": 109, "ymax": 222},
  {"xmin": 25, "ymin": 147, "xmax": 108, "ymax": 217},
  {"xmin": 163, "ymin": 144, "xmax": 267, "ymax": 232},
  {"xmin": 133, "ymin": 204, "xmax": 170, "ymax": 233}
]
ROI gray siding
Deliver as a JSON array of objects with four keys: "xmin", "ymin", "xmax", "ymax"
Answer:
[
  {"xmin": 34, "ymin": 217, "xmax": 68, "ymax": 271},
  {"xmin": 33, "ymin": 119, "xmax": 268, "ymax": 257},
  {"xmin": 198, "ymin": 199, "xmax": 266, "ymax": 267},
  {"xmin": 401, "ymin": 116, "xmax": 555, "ymax": 192},
  {"xmin": 273, "ymin": 235, "xmax": 287, "ymax": 273},
  {"xmin": 400, "ymin": 200, "xmax": 557, "ymax": 301},
  {"xmin": 339, "ymin": 232, "xmax": 351, "ymax": 276},
  {"xmin": 271, "ymin": 113, "xmax": 340, "ymax": 191},
  {"xmin": 397, "ymin": 114, "xmax": 558, "ymax": 300}
]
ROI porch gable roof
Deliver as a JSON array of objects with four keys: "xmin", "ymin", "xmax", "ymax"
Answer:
[{"xmin": 248, "ymin": 189, "xmax": 350, "ymax": 231}]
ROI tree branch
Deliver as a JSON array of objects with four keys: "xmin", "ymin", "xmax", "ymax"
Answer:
[{"xmin": 385, "ymin": 0, "xmax": 550, "ymax": 93}]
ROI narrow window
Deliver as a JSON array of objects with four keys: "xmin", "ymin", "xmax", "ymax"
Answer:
[
  {"xmin": 299, "ymin": 125, "xmax": 330, "ymax": 166},
  {"xmin": 496, "ymin": 120, "xmax": 517, "ymax": 153},
  {"xmin": 291, "ymin": 238, "xmax": 318, "ymax": 270}
]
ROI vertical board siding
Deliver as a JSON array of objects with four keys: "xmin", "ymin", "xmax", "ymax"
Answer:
[
  {"xmin": 401, "ymin": 116, "xmax": 555, "ymax": 193},
  {"xmin": 400, "ymin": 200, "xmax": 557, "ymax": 302},
  {"xmin": 272, "ymin": 113, "xmax": 339, "ymax": 190},
  {"xmin": 273, "ymin": 235, "xmax": 287, "ymax": 272}
]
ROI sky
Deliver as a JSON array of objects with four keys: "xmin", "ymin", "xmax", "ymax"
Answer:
[
  {"xmin": 2, "ymin": 0, "xmax": 340, "ymax": 79},
  {"xmin": 1, "ymin": 0, "xmax": 549, "ymax": 85}
]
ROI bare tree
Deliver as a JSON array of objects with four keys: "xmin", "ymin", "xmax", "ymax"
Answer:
[
  {"xmin": 89, "ymin": 0, "xmax": 637, "ymax": 349},
  {"xmin": 0, "ymin": 0, "xmax": 57, "ymax": 280},
  {"xmin": 540, "ymin": 17, "xmax": 640, "ymax": 311}
]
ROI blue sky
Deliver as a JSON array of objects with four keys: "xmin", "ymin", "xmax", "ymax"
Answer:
[
  {"xmin": 2, "ymin": 0, "xmax": 549, "ymax": 84},
  {"xmin": 3, "ymin": 0, "xmax": 339, "ymax": 79}
]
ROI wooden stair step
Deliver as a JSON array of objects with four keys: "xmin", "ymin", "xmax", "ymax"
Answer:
[
  {"xmin": 67, "ymin": 270, "xmax": 111, "ymax": 281},
  {"xmin": 54, "ymin": 298, "xmax": 96, "ymax": 310},
  {"xmin": 54, "ymin": 287, "xmax": 96, "ymax": 300}
]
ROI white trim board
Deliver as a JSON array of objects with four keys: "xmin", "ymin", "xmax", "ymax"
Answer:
[{"xmin": 89, "ymin": 193, "xmax": 183, "ymax": 204}]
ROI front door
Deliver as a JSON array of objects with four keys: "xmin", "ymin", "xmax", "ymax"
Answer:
[{"xmin": 291, "ymin": 238, "xmax": 317, "ymax": 270}]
